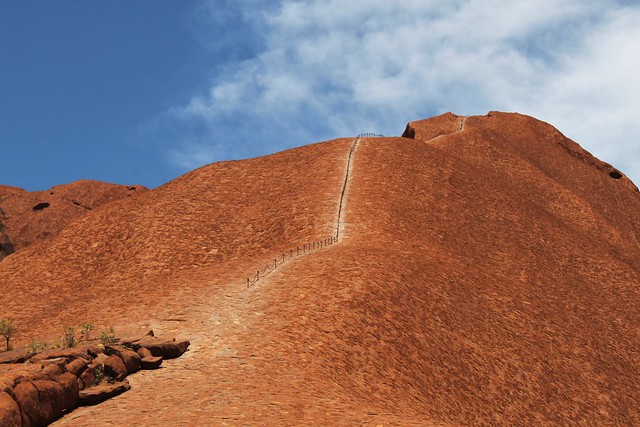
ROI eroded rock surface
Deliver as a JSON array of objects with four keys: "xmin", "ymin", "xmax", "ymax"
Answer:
[
  {"xmin": 0, "ymin": 330, "xmax": 188, "ymax": 426},
  {"xmin": 1, "ymin": 112, "xmax": 638, "ymax": 425}
]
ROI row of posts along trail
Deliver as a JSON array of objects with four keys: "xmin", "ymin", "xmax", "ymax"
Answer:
[{"xmin": 244, "ymin": 133, "xmax": 383, "ymax": 287}]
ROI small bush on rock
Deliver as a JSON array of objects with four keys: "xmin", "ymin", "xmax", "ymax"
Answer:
[
  {"xmin": 63, "ymin": 326, "xmax": 76, "ymax": 348},
  {"xmin": 99, "ymin": 327, "xmax": 116, "ymax": 346},
  {"xmin": 93, "ymin": 365, "xmax": 105, "ymax": 386},
  {"xmin": 48, "ymin": 338, "xmax": 62, "ymax": 349},
  {"xmin": 80, "ymin": 322, "xmax": 94, "ymax": 341},
  {"xmin": 0, "ymin": 318, "xmax": 15, "ymax": 351},
  {"xmin": 27, "ymin": 340, "xmax": 43, "ymax": 354}
]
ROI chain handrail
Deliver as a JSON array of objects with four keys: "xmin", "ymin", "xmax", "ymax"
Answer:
[{"xmin": 244, "ymin": 132, "xmax": 382, "ymax": 287}]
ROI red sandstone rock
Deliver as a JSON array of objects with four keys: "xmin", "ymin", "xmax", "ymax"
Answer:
[
  {"xmin": 0, "ymin": 347, "xmax": 32, "ymax": 364},
  {"xmin": 31, "ymin": 347, "xmax": 92, "ymax": 363},
  {"xmin": 13, "ymin": 380, "xmax": 65, "ymax": 426},
  {"xmin": 1, "ymin": 112, "xmax": 639, "ymax": 425},
  {"xmin": 78, "ymin": 380, "xmax": 130, "ymax": 406},
  {"xmin": 65, "ymin": 357, "xmax": 90, "ymax": 377},
  {"xmin": 105, "ymin": 345, "xmax": 141, "ymax": 374},
  {"xmin": 54, "ymin": 372, "xmax": 79, "ymax": 412},
  {"xmin": 103, "ymin": 355, "xmax": 127, "ymax": 381},
  {"xmin": 30, "ymin": 363, "xmax": 64, "ymax": 381},
  {"xmin": 0, "ymin": 391, "xmax": 21, "ymax": 426},
  {"xmin": 136, "ymin": 346, "xmax": 152, "ymax": 359},
  {"xmin": 140, "ymin": 356, "xmax": 163, "ymax": 370},
  {"xmin": 11, "ymin": 382, "xmax": 38, "ymax": 426},
  {"xmin": 78, "ymin": 363, "xmax": 100, "ymax": 390},
  {"xmin": 0, "ymin": 180, "xmax": 148, "ymax": 260},
  {"xmin": 130, "ymin": 337, "xmax": 190, "ymax": 359}
]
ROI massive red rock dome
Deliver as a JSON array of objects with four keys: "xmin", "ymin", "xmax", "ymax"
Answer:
[{"xmin": 1, "ymin": 112, "xmax": 638, "ymax": 425}]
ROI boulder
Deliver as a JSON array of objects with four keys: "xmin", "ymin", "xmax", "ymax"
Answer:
[
  {"xmin": 162, "ymin": 339, "xmax": 190, "ymax": 359},
  {"xmin": 0, "ymin": 391, "xmax": 21, "ymax": 427},
  {"xmin": 86, "ymin": 344, "xmax": 105, "ymax": 358},
  {"xmin": 31, "ymin": 347, "xmax": 92, "ymax": 362},
  {"xmin": 11, "ymin": 382, "xmax": 38, "ymax": 426},
  {"xmin": 105, "ymin": 345, "xmax": 141, "ymax": 374},
  {"xmin": 118, "ymin": 328, "xmax": 154, "ymax": 347},
  {"xmin": 65, "ymin": 357, "xmax": 90, "ymax": 377},
  {"xmin": 0, "ymin": 347, "xmax": 32, "ymax": 364},
  {"xmin": 103, "ymin": 355, "xmax": 127, "ymax": 381},
  {"xmin": 13, "ymin": 380, "xmax": 66, "ymax": 426},
  {"xmin": 136, "ymin": 347, "xmax": 152, "ymax": 358},
  {"xmin": 78, "ymin": 380, "xmax": 130, "ymax": 406},
  {"xmin": 30, "ymin": 363, "xmax": 64, "ymax": 381},
  {"xmin": 33, "ymin": 380, "xmax": 66, "ymax": 423},
  {"xmin": 130, "ymin": 336, "xmax": 190, "ymax": 359},
  {"xmin": 54, "ymin": 372, "xmax": 79, "ymax": 412},
  {"xmin": 140, "ymin": 356, "xmax": 163, "ymax": 370},
  {"xmin": 78, "ymin": 362, "xmax": 101, "ymax": 390},
  {"xmin": 78, "ymin": 370, "xmax": 95, "ymax": 390}
]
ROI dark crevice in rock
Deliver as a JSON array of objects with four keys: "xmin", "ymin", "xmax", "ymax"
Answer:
[
  {"xmin": 609, "ymin": 170, "xmax": 623, "ymax": 180},
  {"xmin": 72, "ymin": 200, "xmax": 92, "ymax": 210},
  {"xmin": 0, "ymin": 221, "xmax": 15, "ymax": 260},
  {"xmin": 32, "ymin": 202, "xmax": 50, "ymax": 211}
]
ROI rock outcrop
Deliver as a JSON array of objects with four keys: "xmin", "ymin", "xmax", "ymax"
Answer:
[
  {"xmin": 0, "ymin": 112, "xmax": 638, "ymax": 425},
  {"xmin": 0, "ymin": 331, "xmax": 188, "ymax": 426},
  {"xmin": 0, "ymin": 180, "xmax": 147, "ymax": 261}
]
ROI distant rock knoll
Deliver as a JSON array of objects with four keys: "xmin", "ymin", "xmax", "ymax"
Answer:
[{"xmin": 0, "ymin": 180, "xmax": 147, "ymax": 261}]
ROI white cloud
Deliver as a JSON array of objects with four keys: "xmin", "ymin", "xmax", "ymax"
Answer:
[{"xmin": 164, "ymin": 0, "xmax": 640, "ymax": 184}]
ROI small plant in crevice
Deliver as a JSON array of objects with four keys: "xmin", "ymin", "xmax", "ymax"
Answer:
[
  {"xmin": 0, "ymin": 318, "xmax": 15, "ymax": 351},
  {"xmin": 27, "ymin": 340, "xmax": 43, "ymax": 355},
  {"xmin": 92, "ymin": 364, "xmax": 114, "ymax": 386},
  {"xmin": 79, "ymin": 322, "xmax": 94, "ymax": 341},
  {"xmin": 62, "ymin": 326, "xmax": 76, "ymax": 348},
  {"xmin": 99, "ymin": 327, "xmax": 115, "ymax": 346},
  {"xmin": 48, "ymin": 338, "xmax": 62, "ymax": 349},
  {"xmin": 93, "ymin": 364, "xmax": 105, "ymax": 386}
]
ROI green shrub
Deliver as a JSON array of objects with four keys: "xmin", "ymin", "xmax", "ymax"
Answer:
[
  {"xmin": 99, "ymin": 327, "xmax": 115, "ymax": 346},
  {"xmin": 27, "ymin": 340, "xmax": 43, "ymax": 355},
  {"xmin": 92, "ymin": 364, "xmax": 102, "ymax": 385},
  {"xmin": 62, "ymin": 326, "xmax": 76, "ymax": 348},
  {"xmin": 79, "ymin": 322, "xmax": 94, "ymax": 341},
  {"xmin": 0, "ymin": 318, "xmax": 15, "ymax": 351}
]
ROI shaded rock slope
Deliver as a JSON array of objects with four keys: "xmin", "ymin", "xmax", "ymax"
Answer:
[
  {"xmin": 0, "ymin": 180, "xmax": 147, "ymax": 260},
  {"xmin": 1, "ymin": 112, "xmax": 638, "ymax": 425}
]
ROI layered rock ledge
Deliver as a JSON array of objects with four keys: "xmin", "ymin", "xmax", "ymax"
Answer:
[{"xmin": 0, "ymin": 331, "xmax": 189, "ymax": 426}]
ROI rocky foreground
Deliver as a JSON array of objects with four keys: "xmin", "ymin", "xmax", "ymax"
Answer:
[{"xmin": 0, "ymin": 330, "xmax": 189, "ymax": 426}]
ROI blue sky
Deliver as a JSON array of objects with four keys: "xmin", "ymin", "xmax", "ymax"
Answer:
[{"xmin": 1, "ymin": 1, "xmax": 639, "ymax": 191}]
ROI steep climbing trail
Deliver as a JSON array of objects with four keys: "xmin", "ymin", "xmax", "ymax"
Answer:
[
  {"xmin": 336, "ymin": 136, "xmax": 360, "ymax": 240},
  {"xmin": 245, "ymin": 134, "xmax": 362, "ymax": 287},
  {"xmin": 39, "ymin": 112, "xmax": 640, "ymax": 425},
  {"xmin": 54, "ymin": 136, "xmax": 408, "ymax": 425}
]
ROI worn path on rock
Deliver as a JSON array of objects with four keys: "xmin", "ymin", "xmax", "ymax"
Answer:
[{"xmin": 54, "ymin": 136, "xmax": 420, "ymax": 425}]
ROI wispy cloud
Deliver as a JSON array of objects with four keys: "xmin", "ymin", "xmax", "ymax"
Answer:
[{"xmin": 160, "ymin": 0, "xmax": 640, "ymax": 184}]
